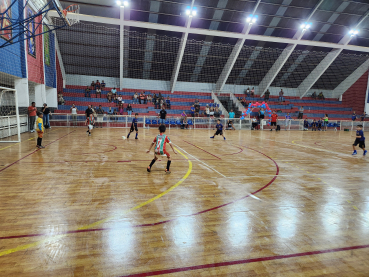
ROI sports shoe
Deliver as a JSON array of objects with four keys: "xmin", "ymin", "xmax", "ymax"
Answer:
[
  {"xmin": 210, "ymin": 136, "xmax": 214, "ymax": 139},
  {"xmin": 352, "ymin": 150, "xmax": 357, "ymax": 155},
  {"xmin": 88, "ymin": 133, "xmax": 91, "ymax": 136},
  {"xmin": 135, "ymin": 137, "xmax": 138, "ymax": 140},
  {"xmin": 147, "ymin": 166, "xmax": 151, "ymax": 172},
  {"xmin": 165, "ymin": 169, "xmax": 171, "ymax": 174},
  {"xmin": 364, "ymin": 150, "xmax": 367, "ymax": 156},
  {"xmin": 39, "ymin": 145, "xmax": 45, "ymax": 149}
]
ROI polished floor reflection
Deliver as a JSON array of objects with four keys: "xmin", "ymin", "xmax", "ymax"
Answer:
[{"xmin": 0, "ymin": 127, "xmax": 368, "ymax": 276}]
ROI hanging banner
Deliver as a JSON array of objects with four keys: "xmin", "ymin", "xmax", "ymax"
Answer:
[
  {"xmin": 26, "ymin": 6, "xmax": 36, "ymax": 57},
  {"xmin": 0, "ymin": 0, "xmax": 12, "ymax": 41},
  {"xmin": 44, "ymin": 25, "xmax": 50, "ymax": 65}
]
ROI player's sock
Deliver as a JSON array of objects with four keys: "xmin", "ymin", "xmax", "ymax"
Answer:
[
  {"xmin": 166, "ymin": 160, "xmax": 171, "ymax": 171},
  {"xmin": 37, "ymin": 138, "xmax": 41, "ymax": 146},
  {"xmin": 127, "ymin": 133, "xmax": 130, "ymax": 138},
  {"xmin": 135, "ymin": 133, "xmax": 138, "ymax": 139},
  {"xmin": 210, "ymin": 136, "xmax": 214, "ymax": 139},
  {"xmin": 352, "ymin": 150, "xmax": 357, "ymax": 155},
  {"xmin": 224, "ymin": 137, "xmax": 226, "ymax": 140},
  {"xmin": 364, "ymin": 150, "xmax": 367, "ymax": 156},
  {"xmin": 39, "ymin": 138, "xmax": 42, "ymax": 146},
  {"xmin": 149, "ymin": 159, "xmax": 156, "ymax": 167}
]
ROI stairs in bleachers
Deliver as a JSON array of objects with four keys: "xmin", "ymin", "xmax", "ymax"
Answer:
[{"xmin": 218, "ymin": 96, "xmax": 242, "ymax": 118}]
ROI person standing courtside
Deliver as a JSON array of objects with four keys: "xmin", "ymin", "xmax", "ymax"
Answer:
[
  {"xmin": 28, "ymin": 102, "xmax": 37, "ymax": 132},
  {"xmin": 42, "ymin": 103, "xmax": 52, "ymax": 129},
  {"xmin": 298, "ymin": 106, "xmax": 304, "ymax": 119}
]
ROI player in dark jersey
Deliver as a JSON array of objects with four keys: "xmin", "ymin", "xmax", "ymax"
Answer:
[
  {"xmin": 311, "ymin": 119, "xmax": 317, "ymax": 131},
  {"xmin": 147, "ymin": 125, "xmax": 177, "ymax": 173},
  {"xmin": 127, "ymin": 113, "xmax": 139, "ymax": 139},
  {"xmin": 210, "ymin": 119, "xmax": 226, "ymax": 140},
  {"xmin": 317, "ymin": 118, "xmax": 323, "ymax": 131},
  {"xmin": 352, "ymin": 125, "xmax": 366, "ymax": 156}
]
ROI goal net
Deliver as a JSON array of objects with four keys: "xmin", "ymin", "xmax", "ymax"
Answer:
[{"xmin": 0, "ymin": 87, "xmax": 23, "ymax": 142}]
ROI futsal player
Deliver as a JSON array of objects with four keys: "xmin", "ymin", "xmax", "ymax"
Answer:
[
  {"xmin": 226, "ymin": 120, "xmax": 235, "ymax": 130},
  {"xmin": 85, "ymin": 114, "xmax": 94, "ymax": 136},
  {"xmin": 270, "ymin": 111, "xmax": 278, "ymax": 131},
  {"xmin": 127, "ymin": 113, "xmax": 139, "ymax": 139},
  {"xmin": 312, "ymin": 119, "xmax": 317, "ymax": 131},
  {"xmin": 318, "ymin": 118, "xmax": 323, "ymax": 131},
  {"xmin": 210, "ymin": 119, "xmax": 226, "ymax": 140},
  {"xmin": 352, "ymin": 125, "xmax": 366, "ymax": 156},
  {"xmin": 147, "ymin": 125, "xmax": 177, "ymax": 174},
  {"xmin": 36, "ymin": 112, "xmax": 45, "ymax": 149}
]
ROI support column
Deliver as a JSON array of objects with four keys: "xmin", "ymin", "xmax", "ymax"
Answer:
[
  {"xmin": 170, "ymin": 0, "xmax": 195, "ymax": 93},
  {"xmin": 35, "ymin": 84, "xmax": 46, "ymax": 107},
  {"xmin": 14, "ymin": 78, "xmax": 29, "ymax": 107},
  {"xmin": 46, "ymin": 87, "xmax": 58, "ymax": 108},
  {"xmin": 119, "ymin": 7, "xmax": 125, "ymax": 90}
]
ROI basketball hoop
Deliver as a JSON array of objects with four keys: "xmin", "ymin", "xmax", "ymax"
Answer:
[{"xmin": 62, "ymin": 4, "xmax": 80, "ymax": 26}]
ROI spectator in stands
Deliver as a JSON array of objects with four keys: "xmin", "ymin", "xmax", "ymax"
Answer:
[
  {"xmin": 154, "ymin": 97, "xmax": 160, "ymax": 109},
  {"xmin": 111, "ymin": 87, "xmax": 117, "ymax": 102},
  {"xmin": 166, "ymin": 97, "xmax": 171, "ymax": 109},
  {"xmin": 214, "ymin": 107, "xmax": 220, "ymax": 118},
  {"xmin": 108, "ymin": 107, "xmax": 113, "ymax": 121},
  {"xmin": 352, "ymin": 111, "xmax": 357, "ymax": 121},
  {"xmin": 229, "ymin": 109, "xmax": 235, "ymax": 119},
  {"xmin": 205, "ymin": 105, "xmax": 210, "ymax": 117},
  {"xmin": 251, "ymin": 87, "xmax": 255, "ymax": 96},
  {"xmin": 58, "ymin": 92, "xmax": 65, "ymax": 105},
  {"xmin": 190, "ymin": 105, "xmax": 195, "ymax": 117},
  {"xmin": 133, "ymin": 92, "xmax": 138, "ymax": 104},
  {"xmin": 101, "ymin": 80, "xmax": 106, "ymax": 88},
  {"xmin": 119, "ymin": 103, "xmax": 124, "ymax": 115},
  {"xmin": 181, "ymin": 116, "xmax": 189, "ymax": 129},
  {"xmin": 107, "ymin": 91, "xmax": 113, "ymax": 102},
  {"xmin": 153, "ymin": 93, "xmax": 157, "ymax": 104},
  {"xmin": 210, "ymin": 107, "xmax": 215, "ymax": 116},
  {"xmin": 318, "ymin": 92, "xmax": 325, "ymax": 100},
  {"xmin": 181, "ymin": 111, "xmax": 187, "ymax": 120},
  {"xmin": 194, "ymin": 103, "xmax": 200, "ymax": 117},
  {"xmin": 194, "ymin": 99, "xmax": 200, "ymax": 106},
  {"xmin": 159, "ymin": 106, "xmax": 167, "ymax": 125},
  {"xmin": 143, "ymin": 92, "xmax": 147, "ymax": 104},
  {"xmin": 158, "ymin": 92, "xmax": 163, "ymax": 100},
  {"xmin": 70, "ymin": 104, "xmax": 78, "ymax": 127},
  {"xmin": 147, "ymin": 94, "xmax": 152, "ymax": 104},
  {"xmin": 160, "ymin": 98, "xmax": 164, "ymax": 109},
  {"xmin": 242, "ymin": 97, "xmax": 247, "ymax": 107},
  {"xmin": 28, "ymin": 102, "xmax": 37, "ymax": 132},
  {"xmin": 279, "ymin": 89, "xmax": 284, "ymax": 103},
  {"xmin": 139, "ymin": 92, "xmax": 145, "ymax": 104},
  {"xmin": 252, "ymin": 116, "xmax": 258, "ymax": 130},
  {"xmin": 42, "ymin": 103, "xmax": 52, "ymax": 129},
  {"xmin": 245, "ymin": 87, "xmax": 250, "ymax": 97},
  {"xmin": 361, "ymin": 112, "xmax": 366, "ymax": 121},
  {"xmin": 90, "ymin": 81, "xmax": 95, "ymax": 89},
  {"xmin": 264, "ymin": 89, "xmax": 270, "ymax": 101},
  {"xmin": 85, "ymin": 86, "xmax": 91, "ymax": 98},
  {"xmin": 96, "ymin": 83, "xmax": 102, "ymax": 98},
  {"xmin": 126, "ymin": 104, "xmax": 132, "ymax": 116},
  {"xmin": 113, "ymin": 109, "xmax": 118, "ymax": 121},
  {"xmin": 298, "ymin": 106, "xmax": 304, "ymax": 119},
  {"xmin": 117, "ymin": 95, "xmax": 123, "ymax": 106},
  {"xmin": 96, "ymin": 105, "xmax": 104, "ymax": 128},
  {"xmin": 311, "ymin": 91, "xmax": 317, "ymax": 99}
]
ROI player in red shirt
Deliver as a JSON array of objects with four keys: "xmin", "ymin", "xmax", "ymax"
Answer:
[
  {"xmin": 147, "ymin": 125, "xmax": 177, "ymax": 173},
  {"xmin": 270, "ymin": 111, "xmax": 278, "ymax": 131}
]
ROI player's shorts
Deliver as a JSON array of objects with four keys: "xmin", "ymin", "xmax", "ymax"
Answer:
[
  {"xmin": 215, "ymin": 130, "xmax": 223, "ymax": 136},
  {"xmin": 37, "ymin": 131, "xmax": 43, "ymax": 138},
  {"xmin": 323, "ymin": 121, "xmax": 328, "ymax": 126},
  {"xmin": 285, "ymin": 120, "xmax": 290, "ymax": 126},
  {"xmin": 155, "ymin": 150, "xmax": 170, "ymax": 158},
  {"xmin": 259, "ymin": 115, "xmax": 264, "ymax": 119},
  {"xmin": 353, "ymin": 139, "xmax": 365, "ymax": 149},
  {"xmin": 88, "ymin": 124, "xmax": 93, "ymax": 130},
  {"xmin": 130, "ymin": 125, "xmax": 138, "ymax": 132},
  {"xmin": 271, "ymin": 122, "xmax": 277, "ymax": 126}
]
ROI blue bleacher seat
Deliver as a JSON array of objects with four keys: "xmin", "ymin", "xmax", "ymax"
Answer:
[
  {"xmin": 145, "ymin": 119, "xmax": 151, "ymax": 125},
  {"xmin": 170, "ymin": 119, "xmax": 176, "ymax": 125},
  {"xmin": 176, "ymin": 120, "xmax": 181, "ymax": 125},
  {"xmin": 152, "ymin": 119, "xmax": 157, "ymax": 124},
  {"xmin": 165, "ymin": 120, "xmax": 169, "ymax": 125},
  {"xmin": 188, "ymin": 120, "xmax": 193, "ymax": 125}
]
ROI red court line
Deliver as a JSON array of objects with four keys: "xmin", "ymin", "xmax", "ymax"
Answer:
[
  {"xmin": 0, "ymin": 130, "xmax": 76, "ymax": 173},
  {"xmin": 183, "ymin": 140, "xmax": 221, "ymax": 159},
  {"xmin": 221, "ymin": 144, "xmax": 244, "ymax": 156},
  {"xmin": 119, "ymin": 244, "xmax": 369, "ymax": 277},
  {"xmin": 18, "ymin": 159, "xmax": 218, "ymax": 164},
  {"xmin": 80, "ymin": 144, "xmax": 117, "ymax": 154},
  {"xmin": 0, "ymin": 146, "xmax": 277, "ymax": 241}
]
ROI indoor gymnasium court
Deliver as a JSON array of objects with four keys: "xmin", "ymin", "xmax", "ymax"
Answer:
[{"xmin": 1, "ymin": 0, "xmax": 369, "ymax": 276}]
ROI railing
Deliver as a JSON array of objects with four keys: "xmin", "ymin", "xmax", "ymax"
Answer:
[
  {"xmin": 0, "ymin": 115, "xmax": 28, "ymax": 140},
  {"xmin": 49, "ymin": 113, "xmax": 367, "ymax": 131},
  {"xmin": 211, "ymin": 91, "xmax": 229, "ymax": 118}
]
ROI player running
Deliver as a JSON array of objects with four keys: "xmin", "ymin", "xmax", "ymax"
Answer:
[
  {"xmin": 147, "ymin": 125, "xmax": 177, "ymax": 173},
  {"xmin": 210, "ymin": 119, "xmax": 226, "ymax": 140},
  {"xmin": 85, "ymin": 114, "xmax": 94, "ymax": 136},
  {"xmin": 127, "ymin": 113, "xmax": 139, "ymax": 139}
]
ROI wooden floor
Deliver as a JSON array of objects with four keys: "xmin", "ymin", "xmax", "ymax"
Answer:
[{"xmin": 0, "ymin": 127, "xmax": 368, "ymax": 276}]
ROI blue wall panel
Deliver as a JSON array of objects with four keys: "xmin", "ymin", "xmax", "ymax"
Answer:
[
  {"xmin": 0, "ymin": 0, "xmax": 27, "ymax": 79},
  {"xmin": 44, "ymin": 32, "xmax": 56, "ymax": 88}
]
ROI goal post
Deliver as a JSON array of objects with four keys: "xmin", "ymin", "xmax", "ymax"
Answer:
[{"xmin": 0, "ymin": 86, "xmax": 21, "ymax": 143}]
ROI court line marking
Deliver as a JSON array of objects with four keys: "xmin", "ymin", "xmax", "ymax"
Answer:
[
  {"xmin": 173, "ymin": 143, "xmax": 227, "ymax": 178},
  {"xmin": 0, "ymin": 147, "xmax": 192, "ymax": 257},
  {"xmin": 0, "ymin": 130, "xmax": 76, "ymax": 173},
  {"xmin": 183, "ymin": 140, "xmax": 221, "ymax": 159},
  {"xmin": 0, "ymin": 146, "xmax": 278, "ymax": 241},
  {"xmin": 119, "ymin": 244, "xmax": 369, "ymax": 277}
]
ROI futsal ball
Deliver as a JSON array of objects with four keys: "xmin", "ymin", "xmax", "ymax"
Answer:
[{"xmin": 122, "ymin": 136, "xmax": 126, "ymax": 140}]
